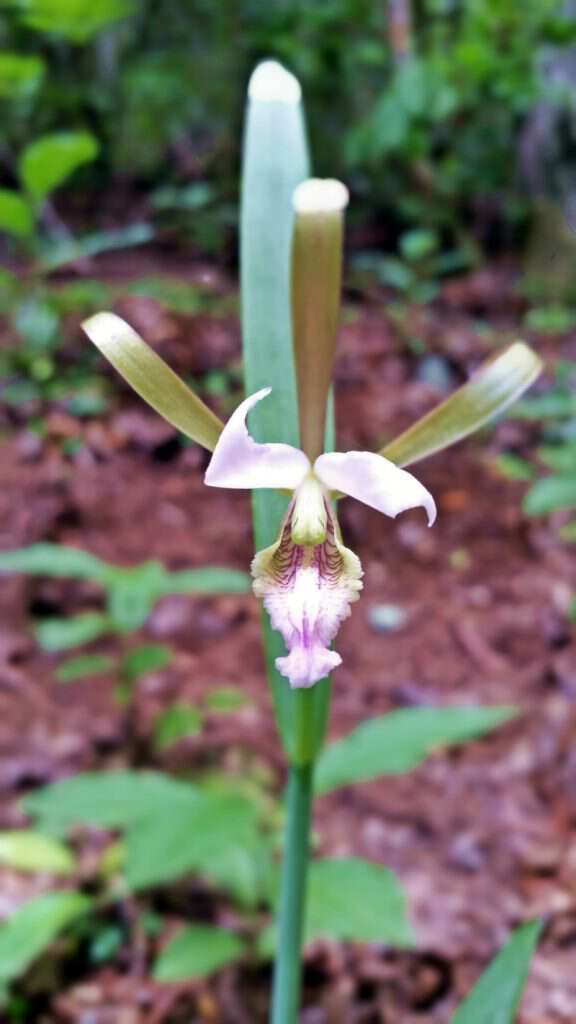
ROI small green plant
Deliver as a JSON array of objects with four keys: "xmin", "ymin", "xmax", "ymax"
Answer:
[
  {"xmin": 73, "ymin": 60, "xmax": 544, "ymax": 1024},
  {"xmin": 0, "ymin": 544, "xmax": 251, "ymax": 705},
  {"xmin": 496, "ymin": 362, "xmax": 576, "ymax": 538},
  {"xmin": 352, "ymin": 227, "xmax": 474, "ymax": 305},
  {"xmin": 0, "ymin": 697, "xmax": 532, "ymax": 1008}
]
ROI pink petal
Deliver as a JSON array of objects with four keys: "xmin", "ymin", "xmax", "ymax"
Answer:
[
  {"xmin": 252, "ymin": 503, "xmax": 363, "ymax": 688},
  {"xmin": 204, "ymin": 388, "xmax": 310, "ymax": 490},
  {"xmin": 314, "ymin": 451, "xmax": 437, "ymax": 526}
]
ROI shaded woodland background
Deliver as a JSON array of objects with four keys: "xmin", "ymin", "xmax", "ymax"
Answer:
[{"xmin": 1, "ymin": 1, "xmax": 576, "ymax": 1021}]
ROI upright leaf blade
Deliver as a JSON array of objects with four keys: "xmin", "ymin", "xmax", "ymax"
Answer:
[
  {"xmin": 241, "ymin": 61, "xmax": 330, "ymax": 761},
  {"xmin": 382, "ymin": 343, "xmax": 542, "ymax": 468},
  {"xmin": 452, "ymin": 920, "xmax": 542, "ymax": 1024}
]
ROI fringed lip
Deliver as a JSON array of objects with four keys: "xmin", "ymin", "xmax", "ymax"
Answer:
[{"xmin": 252, "ymin": 500, "xmax": 363, "ymax": 688}]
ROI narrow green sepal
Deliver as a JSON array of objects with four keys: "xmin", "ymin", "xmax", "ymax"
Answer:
[
  {"xmin": 382, "ymin": 341, "xmax": 542, "ymax": 468},
  {"xmin": 82, "ymin": 312, "xmax": 223, "ymax": 451}
]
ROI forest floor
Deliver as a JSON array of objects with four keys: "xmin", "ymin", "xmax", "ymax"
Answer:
[{"xmin": 1, "ymin": 256, "xmax": 575, "ymax": 1022}]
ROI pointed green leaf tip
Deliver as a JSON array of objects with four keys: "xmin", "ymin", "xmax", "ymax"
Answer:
[
  {"xmin": 451, "ymin": 919, "xmax": 542, "ymax": 1023},
  {"xmin": 382, "ymin": 342, "xmax": 542, "ymax": 468},
  {"xmin": 82, "ymin": 312, "xmax": 223, "ymax": 451}
]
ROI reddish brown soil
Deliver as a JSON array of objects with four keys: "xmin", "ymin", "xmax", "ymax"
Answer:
[{"xmin": 1, "ymin": 264, "xmax": 575, "ymax": 1022}]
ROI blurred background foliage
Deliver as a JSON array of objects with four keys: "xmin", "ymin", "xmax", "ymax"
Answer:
[{"xmin": 1, "ymin": 0, "xmax": 576, "ymax": 263}]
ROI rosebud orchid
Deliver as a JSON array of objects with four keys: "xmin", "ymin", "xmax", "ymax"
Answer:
[{"xmin": 83, "ymin": 180, "xmax": 541, "ymax": 693}]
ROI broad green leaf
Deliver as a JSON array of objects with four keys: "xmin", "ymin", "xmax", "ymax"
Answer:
[
  {"xmin": 0, "ymin": 891, "xmax": 91, "ymax": 987},
  {"xmin": 35, "ymin": 612, "xmax": 111, "ymax": 651},
  {"xmin": 316, "ymin": 706, "xmax": 517, "ymax": 794},
  {"xmin": 0, "ymin": 831, "xmax": 74, "ymax": 874},
  {"xmin": 25, "ymin": 771, "xmax": 199, "ymax": 833},
  {"xmin": 164, "ymin": 567, "xmax": 251, "ymax": 595},
  {"xmin": 16, "ymin": 0, "xmax": 136, "ymax": 42},
  {"xmin": 306, "ymin": 858, "xmax": 414, "ymax": 946},
  {"xmin": 262, "ymin": 857, "xmax": 414, "ymax": 954},
  {"xmin": 241, "ymin": 61, "xmax": 330, "ymax": 762},
  {"xmin": 382, "ymin": 343, "xmax": 542, "ymax": 468},
  {"xmin": 121, "ymin": 644, "xmax": 172, "ymax": 682},
  {"xmin": 154, "ymin": 925, "xmax": 243, "ymax": 983},
  {"xmin": 125, "ymin": 792, "xmax": 261, "ymax": 895},
  {"xmin": 0, "ymin": 543, "xmax": 109, "ymax": 581},
  {"xmin": 0, "ymin": 52, "xmax": 44, "ymax": 99},
  {"xmin": 56, "ymin": 653, "xmax": 115, "ymax": 683},
  {"xmin": 452, "ymin": 920, "xmax": 542, "ymax": 1024},
  {"xmin": 0, "ymin": 188, "xmax": 33, "ymax": 238},
  {"xmin": 154, "ymin": 704, "xmax": 203, "ymax": 749},
  {"xmin": 82, "ymin": 312, "xmax": 223, "ymax": 451},
  {"xmin": 523, "ymin": 475, "xmax": 576, "ymax": 516},
  {"xmin": 20, "ymin": 132, "xmax": 100, "ymax": 203}
]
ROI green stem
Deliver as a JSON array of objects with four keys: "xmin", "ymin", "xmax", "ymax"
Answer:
[{"xmin": 271, "ymin": 760, "xmax": 314, "ymax": 1024}]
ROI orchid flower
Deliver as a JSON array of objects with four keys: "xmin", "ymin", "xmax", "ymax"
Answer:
[
  {"xmin": 203, "ymin": 385, "xmax": 435, "ymax": 687},
  {"xmin": 82, "ymin": 179, "xmax": 541, "ymax": 695}
]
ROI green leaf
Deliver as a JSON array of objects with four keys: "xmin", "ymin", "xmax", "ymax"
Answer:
[
  {"xmin": 19, "ymin": 132, "xmax": 99, "ymax": 203},
  {"xmin": 495, "ymin": 454, "xmax": 535, "ymax": 481},
  {"xmin": 513, "ymin": 393, "xmax": 576, "ymax": 420},
  {"xmin": 105, "ymin": 561, "xmax": 166, "ymax": 631},
  {"xmin": 56, "ymin": 653, "xmax": 115, "ymax": 683},
  {"xmin": 205, "ymin": 687, "xmax": 253, "ymax": 714},
  {"xmin": 0, "ymin": 891, "xmax": 91, "ymax": 988},
  {"xmin": 316, "ymin": 706, "xmax": 517, "ymax": 794},
  {"xmin": 164, "ymin": 567, "xmax": 251, "ymax": 595},
  {"xmin": 154, "ymin": 704, "xmax": 202, "ymax": 749},
  {"xmin": 241, "ymin": 61, "xmax": 330, "ymax": 762},
  {"xmin": 82, "ymin": 312, "xmax": 223, "ymax": 451},
  {"xmin": 0, "ymin": 52, "xmax": 45, "ymax": 99},
  {"xmin": 35, "ymin": 612, "xmax": 111, "ymax": 651},
  {"xmin": 306, "ymin": 858, "xmax": 414, "ymax": 946},
  {"xmin": 262, "ymin": 857, "xmax": 414, "ymax": 954},
  {"xmin": 121, "ymin": 644, "xmax": 172, "ymax": 682},
  {"xmin": 40, "ymin": 223, "xmax": 154, "ymax": 272},
  {"xmin": 25, "ymin": 771, "xmax": 199, "ymax": 833},
  {"xmin": 0, "ymin": 543, "xmax": 109, "ymax": 581},
  {"xmin": 0, "ymin": 831, "xmax": 74, "ymax": 874},
  {"xmin": 125, "ymin": 792, "xmax": 261, "ymax": 895},
  {"xmin": 452, "ymin": 920, "xmax": 542, "ymax": 1023},
  {"xmin": 154, "ymin": 925, "xmax": 243, "ymax": 983},
  {"xmin": 538, "ymin": 443, "xmax": 576, "ymax": 473},
  {"xmin": 523, "ymin": 475, "xmax": 576, "ymax": 516},
  {"xmin": 0, "ymin": 189, "xmax": 33, "ymax": 238},
  {"xmin": 16, "ymin": 0, "xmax": 136, "ymax": 42},
  {"xmin": 382, "ymin": 343, "xmax": 542, "ymax": 468}
]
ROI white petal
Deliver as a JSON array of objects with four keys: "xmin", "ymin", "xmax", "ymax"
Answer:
[
  {"xmin": 204, "ymin": 388, "xmax": 310, "ymax": 490},
  {"xmin": 314, "ymin": 451, "xmax": 437, "ymax": 526}
]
